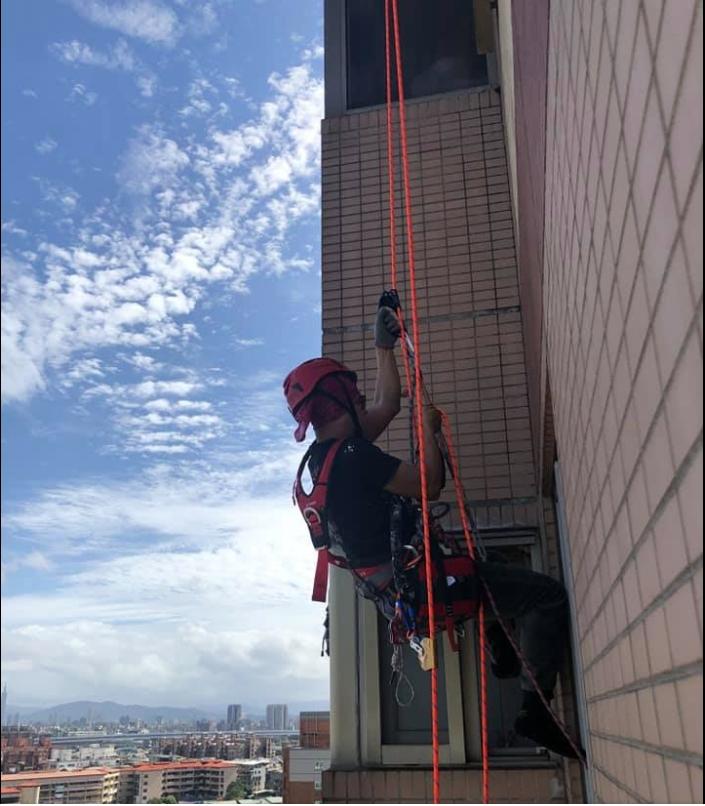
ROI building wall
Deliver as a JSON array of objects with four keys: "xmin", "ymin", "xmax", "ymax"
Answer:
[
  {"xmin": 299, "ymin": 712, "xmax": 330, "ymax": 750},
  {"xmin": 539, "ymin": 0, "xmax": 703, "ymax": 802},
  {"xmin": 504, "ymin": 0, "xmax": 551, "ymax": 468},
  {"xmin": 1, "ymin": 770, "xmax": 119, "ymax": 804},
  {"xmin": 321, "ymin": 82, "xmax": 584, "ymax": 797},
  {"xmin": 322, "ymin": 88, "xmax": 536, "ymax": 515},
  {"xmin": 322, "ymin": 767, "xmax": 565, "ymax": 804},
  {"xmin": 284, "ymin": 747, "xmax": 329, "ymax": 804}
]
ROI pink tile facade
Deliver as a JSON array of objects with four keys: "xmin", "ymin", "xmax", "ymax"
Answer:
[
  {"xmin": 320, "ymin": 88, "xmax": 580, "ymax": 800},
  {"xmin": 321, "ymin": 90, "xmax": 537, "ymax": 522},
  {"xmin": 320, "ymin": 0, "xmax": 701, "ymax": 801},
  {"xmin": 541, "ymin": 1, "xmax": 703, "ymax": 801},
  {"xmin": 322, "ymin": 767, "xmax": 565, "ymax": 804}
]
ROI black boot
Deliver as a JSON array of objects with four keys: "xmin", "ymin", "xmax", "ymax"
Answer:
[{"xmin": 514, "ymin": 691, "xmax": 584, "ymax": 760}]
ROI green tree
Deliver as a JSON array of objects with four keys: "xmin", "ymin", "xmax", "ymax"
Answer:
[{"xmin": 224, "ymin": 779, "xmax": 250, "ymax": 801}]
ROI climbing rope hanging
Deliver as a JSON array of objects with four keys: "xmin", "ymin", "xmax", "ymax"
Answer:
[
  {"xmin": 382, "ymin": 2, "xmax": 586, "ymax": 801},
  {"xmin": 384, "ymin": 0, "xmax": 413, "ymax": 401},
  {"xmin": 384, "ymin": 1, "xmax": 450, "ymax": 801}
]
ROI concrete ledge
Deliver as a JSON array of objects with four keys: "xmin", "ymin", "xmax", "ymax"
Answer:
[{"xmin": 322, "ymin": 766, "xmax": 568, "ymax": 803}]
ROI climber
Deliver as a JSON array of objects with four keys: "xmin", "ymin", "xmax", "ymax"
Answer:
[{"xmin": 283, "ymin": 298, "xmax": 581, "ymax": 759}]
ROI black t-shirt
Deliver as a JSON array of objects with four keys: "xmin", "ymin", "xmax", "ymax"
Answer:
[{"xmin": 308, "ymin": 437, "xmax": 402, "ymax": 568}]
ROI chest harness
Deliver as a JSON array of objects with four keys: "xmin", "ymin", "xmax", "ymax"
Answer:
[{"xmin": 293, "ymin": 437, "xmax": 479, "ymax": 653}]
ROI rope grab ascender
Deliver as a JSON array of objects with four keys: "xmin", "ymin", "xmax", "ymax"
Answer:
[{"xmin": 288, "ymin": 1, "xmax": 587, "ymax": 802}]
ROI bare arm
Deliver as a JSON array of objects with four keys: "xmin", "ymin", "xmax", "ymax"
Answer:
[
  {"xmin": 359, "ymin": 347, "xmax": 401, "ymax": 442},
  {"xmin": 383, "ymin": 406, "xmax": 445, "ymax": 500}
]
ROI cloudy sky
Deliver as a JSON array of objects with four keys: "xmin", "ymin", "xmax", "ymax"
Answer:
[{"xmin": 1, "ymin": 0, "xmax": 328, "ymax": 710}]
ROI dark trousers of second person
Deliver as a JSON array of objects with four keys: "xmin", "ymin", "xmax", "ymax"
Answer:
[{"xmin": 478, "ymin": 561, "xmax": 570, "ymax": 696}]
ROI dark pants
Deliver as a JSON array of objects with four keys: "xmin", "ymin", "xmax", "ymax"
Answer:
[{"xmin": 478, "ymin": 561, "xmax": 570, "ymax": 696}]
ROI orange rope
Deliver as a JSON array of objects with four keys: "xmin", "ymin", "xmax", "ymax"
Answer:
[
  {"xmin": 441, "ymin": 413, "xmax": 490, "ymax": 801},
  {"xmin": 384, "ymin": 4, "xmax": 500, "ymax": 800},
  {"xmin": 381, "ymin": 10, "xmax": 584, "ymax": 787},
  {"xmin": 387, "ymin": 0, "xmax": 440, "ymax": 800},
  {"xmin": 479, "ymin": 604, "xmax": 490, "ymax": 803},
  {"xmin": 384, "ymin": 0, "xmax": 413, "ymax": 400}
]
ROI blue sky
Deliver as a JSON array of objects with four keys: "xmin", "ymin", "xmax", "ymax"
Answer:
[{"xmin": 1, "ymin": 0, "xmax": 327, "ymax": 709}]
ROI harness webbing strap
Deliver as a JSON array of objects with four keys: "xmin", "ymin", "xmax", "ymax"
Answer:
[
  {"xmin": 312, "ymin": 549, "xmax": 330, "ymax": 603},
  {"xmin": 312, "ymin": 549, "xmax": 350, "ymax": 603}
]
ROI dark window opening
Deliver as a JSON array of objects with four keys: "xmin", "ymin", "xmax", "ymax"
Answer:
[{"xmin": 345, "ymin": 0, "xmax": 488, "ymax": 110}]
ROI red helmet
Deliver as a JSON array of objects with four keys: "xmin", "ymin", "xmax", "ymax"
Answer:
[
  {"xmin": 283, "ymin": 358, "xmax": 357, "ymax": 415},
  {"xmin": 283, "ymin": 358, "xmax": 358, "ymax": 441}
]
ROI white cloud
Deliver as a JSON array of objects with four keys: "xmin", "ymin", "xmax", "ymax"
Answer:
[
  {"xmin": 0, "ymin": 551, "xmax": 54, "ymax": 583},
  {"xmin": 234, "ymin": 337, "xmax": 264, "ymax": 348},
  {"xmin": 2, "ymin": 450, "xmax": 329, "ymax": 707},
  {"xmin": 22, "ymin": 88, "xmax": 38, "ymax": 98},
  {"xmin": 60, "ymin": 357, "xmax": 106, "ymax": 388},
  {"xmin": 2, "ymin": 221, "xmax": 29, "ymax": 237},
  {"xmin": 51, "ymin": 38, "xmax": 157, "ymax": 97},
  {"xmin": 67, "ymin": 83, "xmax": 98, "ymax": 106},
  {"xmin": 223, "ymin": 76, "xmax": 245, "ymax": 100},
  {"xmin": 179, "ymin": 78, "xmax": 217, "ymax": 118},
  {"xmin": 35, "ymin": 137, "xmax": 58, "ymax": 155},
  {"xmin": 52, "ymin": 38, "xmax": 137, "ymax": 71},
  {"xmin": 32, "ymin": 178, "xmax": 80, "ymax": 213},
  {"xmin": 67, "ymin": 0, "xmax": 180, "ymax": 46},
  {"xmin": 125, "ymin": 352, "xmax": 161, "ymax": 372},
  {"xmin": 117, "ymin": 125, "xmax": 190, "ymax": 195},
  {"xmin": 3, "ymin": 51, "xmax": 323, "ymax": 406},
  {"xmin": 136, "ymin": 74, "xmax": 157, "ymax": 98}
]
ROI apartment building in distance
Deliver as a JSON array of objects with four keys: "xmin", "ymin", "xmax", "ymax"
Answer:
[
  {"xmin": 0, "ymin": 784, "xmax": 39, "ymax": 805},
  {"xmin": 119, "ymin": 760, "xmax": 239, "ymax": 803},
  {"xmin": 1, "ymin": 760, "xmax": 243, "ymax": 804},
  {"xmin": 320, "ymin": 0, "xmax": 702, "ymax": 802},
  {"xmin": 283, "ymin": 712, "xmax": 331, "ymax": 804},
  {"xmin": 1, "ymin": 768, "xmax": 119, "ymax": 804},
  {"xmin": 1, "ymin": 732, "xmax": 52, "ymax": 774},
  {"xmin": 266, "ymin": 705, "xmax": 289, "ymax": 731},
  {"xmin": 226, "ymin": 704, "xmax": 243, "ymax": 731}
]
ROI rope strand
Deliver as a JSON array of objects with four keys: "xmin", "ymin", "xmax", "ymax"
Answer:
[
  {"xmin": 388, "ymin": 1, "xmax": 440, "ymax": 801},
  {"xmin": 384, "ymin": 0, "xmax": 413, "ymax": 401}
]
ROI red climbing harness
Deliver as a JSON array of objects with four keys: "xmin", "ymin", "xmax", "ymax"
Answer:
[{"xmin": 293, "ymin": 437, "xmax": 480, "ymax": 637}]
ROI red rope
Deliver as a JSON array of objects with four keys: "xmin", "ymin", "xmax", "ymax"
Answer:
[
  {"xmin": 440, "ymin": 413, "xmax": 490, "ymax": 800},
  {"xmin": 441, "ymin": 413, "xmax": 586, "ymax": 767},
  {"xmin": 478, "ymin": 603, "xmax": 490, "ymax": 803},
  {"xmin": 387, "ymin": 1, "xmax": 440, "ymax": 802},
  {"xmin": 384, "ymin": 0, "xmax": 413, "ymax": 401},
  {"xmin": 381, "ymin": 9, "xmax": 583, "ymax": 787}
]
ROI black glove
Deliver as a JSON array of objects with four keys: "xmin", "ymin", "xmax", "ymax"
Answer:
[
  {"xmin": 378, "ymin": 289, "xmax": 401, "ymax": 311},
  {"xmin": 375, "ymin": 307, "xmax": 401, "ymax": 349}
]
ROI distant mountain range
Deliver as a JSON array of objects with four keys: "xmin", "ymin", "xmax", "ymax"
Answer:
[
  {"xmin": 12, "ymin": 701, "xmax": 214, "ymax": 724},
  {"xmin": 5, "ymin": 699, "xmax": 330, "ymax": 725}
]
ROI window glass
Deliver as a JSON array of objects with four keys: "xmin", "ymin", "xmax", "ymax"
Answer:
[
  {"xmin": 346, "ymin": 0, "xmax": 488, "ymax": 110},
  {"xmin": 379, "ymin": 619, "xmax": 449, "ymax": 745}
]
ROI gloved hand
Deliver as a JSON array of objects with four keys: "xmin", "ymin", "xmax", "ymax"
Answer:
[{"xmin": 375, "ymin": 306, "xmax": 401, "ymax": 349}]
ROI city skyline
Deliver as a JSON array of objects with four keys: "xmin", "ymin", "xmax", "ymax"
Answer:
[{"xmin": 0, "ymin": 685, "xmax": 327, "ymax": 717}]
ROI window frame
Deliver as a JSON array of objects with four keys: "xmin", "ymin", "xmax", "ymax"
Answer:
[
  {"xmin": 357, "ymin": 528, "xmax": 550, "ymax": 765},
  {"xmin": 324, "ymin": 0, "xmax": 498, "ymax": 118}
]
